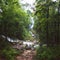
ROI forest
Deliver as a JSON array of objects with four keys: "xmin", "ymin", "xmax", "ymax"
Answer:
[
  {"xmin": 0, "ymin": 0, "xmax": 60, "ymax": 60},
  {"xmin": 34, "ymin": 0, "xmax": 60, "ymax": 60}
]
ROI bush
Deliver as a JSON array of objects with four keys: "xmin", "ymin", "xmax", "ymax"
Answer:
[
  {"xmin": 1, "ymin": 47, "xmax": 20, "ymax": 60},
  {"xmin": 35, "ymin": 46, "xmax": 60, "ymax": 60}
]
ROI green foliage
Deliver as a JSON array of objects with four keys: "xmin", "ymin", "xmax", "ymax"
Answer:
[
  {"xmin": 0, "ymin": 0, "xmax": 30, "ymax": 40},
  {"xmin": 1, "ymin": 48, "xmax": 20, "ymax": 60},
  {"xmin": 34, "ymin": 0, "xmax": 60, "ymax": 46},
  {"xmin": 0, "ymin": 0, "xmax": 31, "ymax": 60},
  {"xmin": 35, "ymin": 46, "xmax": 60, "ymax": 60},
  {"xmin": 34, "ymin": 0, "xmax": 60, "ymax": 59}
]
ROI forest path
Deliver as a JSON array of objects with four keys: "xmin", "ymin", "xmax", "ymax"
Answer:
[{"xmin": 16, "ymin": 50, "xmax": 36, "ymax": 60}]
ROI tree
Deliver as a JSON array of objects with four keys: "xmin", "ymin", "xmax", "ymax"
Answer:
[
  {"xmin": 0, "ymin": 0, "xmax": 30, "ymax": 40},
  {"xmin": 0, "ymin": 0, "xmax": 31, "ymax": 50},
  {"xmin": 34, "ymin": 1, "xmax": 60, "ymax": 60},
  {"xmin": 34, "ymin": 0, "xmax": 60, "ymax": 46}
]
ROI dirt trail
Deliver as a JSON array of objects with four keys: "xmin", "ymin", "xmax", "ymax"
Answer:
[
  {"xmin": 0, "ymin": 57, "xmax": 5, "ymax": 60},
  {"xmin": 16, "ymin": 50, "xmax": 36, "ymax": 60}
]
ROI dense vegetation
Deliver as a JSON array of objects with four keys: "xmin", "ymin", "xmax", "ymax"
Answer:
[
  {"xmin": 0, "ymin": 0, "xmax": 60, "ymax": 60},
  {"xmin": 0, "ymin": 0, "xmax": 31, "ymax": 60},
  {"xmin": 34, "ymin": 0, "xmax": 60, "ymax": 60},
  {"xmin": 0, "ymin": 0, "xmax": 31, "ymax": 40}
]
